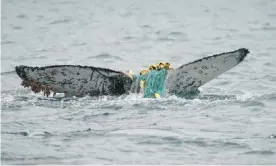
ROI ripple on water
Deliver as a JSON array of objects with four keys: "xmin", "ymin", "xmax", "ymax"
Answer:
[
  {"xmin": 263, "ymin": 62, "xmax": 274, "ymax": 67},
  {"xmin": 140, "ymin": 25, "xmax": 152, "ymax": 29},
  {"xmin": 52, "ymin": 1, "xmax": 77, "ymax": 5},
  {"xmin": 240, "ymin": 100, "xmax": 266, "ymax": 108},
  {"xmin": 136, "ymin": 135, "xmax": 183, "ymax": 146},
  {"xmin": 1, "ymin": 70, "xmax": 16, "ymax": 76},
  {"xmin": 260, "ymin": 92, "xmax": 276, "ymax": 99},
  {"xmin": 185, "ymin": 138, "xmax": 250, "ymax": 149},
  {"xmin": 1, "ymin": 41, "xmax": 16, "ymax": 45},
  {"xmin": 87, "ymin": 53, "xmax": 124, "ymax": 61},
  {"xmin": 81, "ymin": 112, "xmax": 115, "ymax": 121},
  {"xmin": 123, "ymin": 36, "xmax": 135, "ymax": 40},
  {"xmin": 2, "ymin": 131, "xmax": 53, "ymax": 138},
  {"xmin": 249, "ymin": 23, "xmax": 276, "ymax": 32},
  {"xmin": 49, "ymin": 19, "xmax": 72, "ymax": 25},
  {"xmin": 109, "ymin": 128, "xmax": 183, "ymax": 139},
  {"xmin": 244, "ymin": 150, "xmax": 275, "ymax": 155},
  {"xmin": 262, "ymin": 75, "xmax": 276, "ymax": 82},
  {"xmin": 1, "ymin": 103, "xmax": 23, "ymax": 111},
  {"xmin": 70, "ymin": 42, "xmax": 87, "ymax": 47},
  {"xmin": 169, "ymin": 31, "xmax": 185, "ymax": 36},
  {"xmin": 215, "ymin": 27, "xmax": 239, "ymax": 32},
  {"xmin": 11, "ymin": 26, "xmax": 23, "ymax": 30},
  {"xmin": 16, "ymin": 14, "xmax": 28, "ymax": 19},
  {"xmin": 268, "ymin": 134, "xmax": 276, "ymax": 139}
]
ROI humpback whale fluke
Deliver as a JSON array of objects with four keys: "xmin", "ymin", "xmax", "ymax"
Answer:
[
  {"xmin": 15, "ymin": 48, "xmax": 250, "ymax": 98},
  {"xmin": 166, "ymin": 48, "xmax": 250, "ymax": 94}
]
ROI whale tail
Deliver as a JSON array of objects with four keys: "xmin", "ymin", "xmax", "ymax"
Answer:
[
  {"xmin": 15, "ymin": 65, "xmax": 133, "ymax": 97},
  {"xmin": 15, "ymin": 48, "xmax": 250, "ymax": 98},
  {"xmin": 166, "ymin": 48, "xmax": 250, "ymax": 94}
]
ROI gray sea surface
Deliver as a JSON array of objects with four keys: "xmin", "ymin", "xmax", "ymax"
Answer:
[{"xmin": 1, "ymin": 0, "xmax": 276, "ymax": 164}]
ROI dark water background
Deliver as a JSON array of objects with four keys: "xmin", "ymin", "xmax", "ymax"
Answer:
[{"xmin": 2, "ymin": 0, "xmax": 276, "ymax": 164}]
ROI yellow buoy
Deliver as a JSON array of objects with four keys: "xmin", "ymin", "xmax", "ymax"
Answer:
[
  {"xmin": 140, "ymin": 80, "xmax": 146, "ymax": 88},
  {"xmin": 158, "ymin": 62, "xmax": 165, "ymax": 70},
  {"xmin": 153, "ymin": 93, "xmax": 160, "ymax": 98},
  {"xmin": 164, "ymin": 62, "xmax": 170, "ymax": 69},
  {"xmin": 140, "ymin": 69, "xmax": 148, "ymax": 75},
  {"xmin": 149, "ymin": 65, "xmax": 157, "ymax": 70}
]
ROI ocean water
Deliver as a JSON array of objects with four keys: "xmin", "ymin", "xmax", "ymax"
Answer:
[{"xmin": 1, "ymin": 0, "xmax": 276, "ymax": 164}]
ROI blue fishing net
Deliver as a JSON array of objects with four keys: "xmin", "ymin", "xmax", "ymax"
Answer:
[{"xmin": 135, "ymin": 69, "xmax": 168, "ymax": 98}]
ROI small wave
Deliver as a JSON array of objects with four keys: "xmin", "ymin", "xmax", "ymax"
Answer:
[
  {"xmin": 123, "ymin": 36, "xmax": 135, "ymax": 40},
  {"xmin": 204, "ymin": 9, "xmax": 210, "ymax": 13},
  {"xmin": 88, "ymin": 53, "xmax": 124, "ymax": 61},
  {"xmin": 220, "ymin": 7, "xmax": 236, "ymax": 12},
  {"xmin": 169, "ymin": 31, "xmax": 184, "ymax": 36},
  {"xmin": 250, "ymin": 26, "xmax": 276, "ymax": 32},
  {"xmin": 60, "ymin": 128, "xmax": 104, "ymax": 142},
  {"xmin": 260, "ymin": 93, "xmax": 276, "ymax": 101},
  {"xmin": 217, "ymin": 140, "xmax": 249, "ymax": 149},
  {"xmin": 12, "ymin": 26, "xmax": 23, "ymax": 30},
  {"xmin": 155, "ymin": 30, "xmax": 162, "ymax": 35},
  {"xmin": 1, "ymin": 41, "xmax": 16, "ymax": 45},
  {"xmin": 197, "ymin": 94, "xmax": 236, "ymax": 101},
  {"xmin": 212, "ymin": 80, "xmax": 231, "ymax": 86},
  {"xmin": 240, "ymin": 100, "xmax": 266, "ymax": 108},
  {"xmin": 70, "ymin": 42, "xmax": 87, "ymax": 46},
  {"xmin": 81, "ymin": 112, "xmax": 115, "ymax": 121},
  {"xmin": 213, "ymin": 36, "xmax": 222, "ymax": 40},
  {"xmin": 170, "ymin": 55, "xmax": 183, "ymax": 61},
  {"xmin": 39, "ymin": 26, "xmax": 49, "ymax": 30},
  {"xmin": 268, "ymin": 134, "xmax": 276, "ymax": 139},
  {"xmin": 137, "ymin": 135, "xmax": 183, "ymax": 145},
  {"xmin": 36, "ymin": 48, "xmax": 49, "ymax": 52},
  {"xmin": 49, "ymin": 8, "xmax": 59, "ymax": 12},
  {"xmin": 119, "ymin": 11, "xmax": 133, "ymax": 17},
  {"xmin": 1, "ymin": 103, "xmax": 22, "ymax": 111},
  {"xmin": 140, "ymin": 25, "xmax": 152, "ymax": 29},
  {"xmin": 3, "ymin": 131, "xmax": 54, "ymax": 138},
  {"xmin": 263, "ymin": 62, "xmax": 274, "ymax": 66},
  {"xmin": 36, "ymin": 14, "xmax": 45, "ymax": 19},
  {"xmin": 244, "ymin": 150, "xmax": 274, "ymax": 155},
  {"xmin": 94, "ymin": 156, "xmax": 114, "ymax": 163},
  {"xmin": 268, "ymin": 13, "xmax": 276, "ymax": 17},
  {"xmin": 49, "ymin": 19, "xmax": 71, "ymax": 25},
  {"xmin": 16, "ymin": 14, "xmax": 28, "ymax": 19},
  {"xmin": 262, "ymin": 27, "xmax": 276, "ymax": 31},
  {"xmin": 2, "ymin": 131, "xmax": 29, "ymax": 136},
  {"xmin": 1, "ymin": 156, "xmax": 64, "ymax": 165},
  {"xmin": 157, "ymin": 37, "xmax": 175, "ymax": 41},
  {"xmin": 262, "ymin": 74, "xmax": 276, "ymax": 82},
  {"xmin": 52, "ymin": 1, "xmax": 77, "ymax": 5},
  {"xmin": 1, "ymin": 70, "xmax": 16, "ymax": 75},
  {"xmin": 157, "ymin": 31, "xmax": 187, "ymax": 41},
  {"xmin": 215, "ymin": 27, "xmax": 239, "ymax": 32},
  {"xmin": 109, "ymin": 128, "xmax": 182, "ymax": 138},
  {"xmin": 185, "ymin": 138, "xmax": 249, "ymax": 149},
  {"xmin": 185, "ymin": 138, "xmax": 209, "ymax": 147}
]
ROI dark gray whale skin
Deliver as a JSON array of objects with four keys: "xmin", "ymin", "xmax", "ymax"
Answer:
[
  {"xmin": 167, "ymin": 48, "xmax": 250, "ymax": 94},
  {"xmin": 15, "ymin": 65, "xmax": 133, "ymax": 97}
]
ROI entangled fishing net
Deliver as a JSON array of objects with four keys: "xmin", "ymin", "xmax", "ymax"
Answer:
[{"xmin": 134, "ymin": 69, "xmax": 169, "ymax": 98}]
